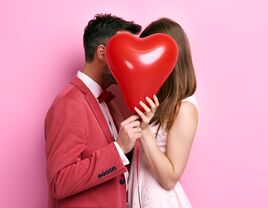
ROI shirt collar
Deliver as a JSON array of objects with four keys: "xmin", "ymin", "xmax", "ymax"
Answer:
[{"xmin": 76, "ymin": 70, "xmax": 103, "ymax": 98}]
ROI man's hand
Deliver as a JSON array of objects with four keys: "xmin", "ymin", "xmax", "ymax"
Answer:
[{"xmin": 116, "ymin": 115, "xmax": 142, "ymax": 154}]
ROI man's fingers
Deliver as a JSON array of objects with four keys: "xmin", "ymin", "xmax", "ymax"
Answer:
[
  {"xmin": 134, "ymin": 133, "xmax": 142, "ymax": 139},
  {"xmin": 131, "ymin": 127, "xmax": 142, "ymax": 133},
  {"xmin": 120, "ymin": 115, "xmax": 140, "ymax": 126},
  {"xmin": 126, "ymin": 120, "xmax": 141, "ymax": 129}
]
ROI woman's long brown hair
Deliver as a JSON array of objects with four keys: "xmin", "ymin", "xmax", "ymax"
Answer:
[{"xmin": 140, "ymin": 18, "xmax": 197, "ymax": 135}]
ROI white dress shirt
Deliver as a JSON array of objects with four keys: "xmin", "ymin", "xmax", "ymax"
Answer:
[{"xmin": 77, "ymin": 71, "xmax": 129, "ymax": 184}]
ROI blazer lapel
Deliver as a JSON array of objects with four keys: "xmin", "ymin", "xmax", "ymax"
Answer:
[{"xmin": 70, "ymin": 77, "xmax": 114, "ymax": 144}]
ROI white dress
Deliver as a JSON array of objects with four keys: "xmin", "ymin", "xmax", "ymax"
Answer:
[{"xmin": 127, "ymin": 95, "xmax": 199, "ymax": 208}]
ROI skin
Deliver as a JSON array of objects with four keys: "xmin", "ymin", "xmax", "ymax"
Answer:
[
  {"xmin": 134, "ymin": 96, "xmax": 198, "ymax": 190},
  {"xmin": 82, "ymin": 44, "xmax": 141, "ymax": 154}
]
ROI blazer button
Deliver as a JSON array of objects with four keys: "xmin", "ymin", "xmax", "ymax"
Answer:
[
  {"xmin": 119, "ymin": 178, "xmax": 125, "ymax": 185},
  {"xmin": 112, "ymin": 166, "xmax": 116, "ymax": 171},
  {"xmin": 98, "ymin": 174, "xmax": 102, "ymax": 178}
]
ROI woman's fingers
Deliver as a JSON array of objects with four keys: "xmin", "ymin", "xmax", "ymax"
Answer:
[
  {"xmin": 142, "ymin": 95, "xmax": 159, "ymax": 112},
  {"xmin": 134, "ymin": 95, "xmax": 159, "ymax": 128},
  {"xmin": 145, "ymin": 96, "xmax": 156, "ymax": 110},
  {"xmin": 139, "ymin": 100, "xmax": 151, "ymax": 113},
  {"xmin": 134, "ymin": 106, "xmax": 147, "ymax": 121},
  {"xmin": 153, "ymin": 94, "xmax": 159, "ymax": 106}
]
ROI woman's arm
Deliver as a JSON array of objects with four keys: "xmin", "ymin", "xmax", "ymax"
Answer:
[{"xmin": 135, "ymin": 99, "xmax": 198, "ymax": 190}]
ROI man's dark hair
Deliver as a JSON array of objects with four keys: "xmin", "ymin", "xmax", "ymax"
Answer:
[{"xmin": 83, "ymin": 13, "xmax": 142, "ymax": 62}]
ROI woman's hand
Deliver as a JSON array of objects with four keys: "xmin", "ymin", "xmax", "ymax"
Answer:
[{"xmin": 134, "ymin": 95, "xmax": 159, "ymax": 129}]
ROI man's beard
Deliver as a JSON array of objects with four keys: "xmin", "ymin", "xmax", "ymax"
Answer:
[{"xmin": 102, "ymin": 66, "xmax": 117, "ymax": 87}]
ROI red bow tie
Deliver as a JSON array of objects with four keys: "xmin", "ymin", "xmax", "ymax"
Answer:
[{"xmin": 97, "ymin": 90, "xmax": 115, "ymax": 103}]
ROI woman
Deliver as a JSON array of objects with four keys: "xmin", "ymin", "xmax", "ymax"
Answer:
[{"xmin": 127, "ymin": 18, "xmax": 199, "ymax": 208}]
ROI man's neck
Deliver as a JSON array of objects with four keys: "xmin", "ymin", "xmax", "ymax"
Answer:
[{"xmin": 82, "ymin": 62, "xmax": 106, "ymax": 89}]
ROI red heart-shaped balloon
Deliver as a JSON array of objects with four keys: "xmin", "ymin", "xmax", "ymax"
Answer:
[{"xmin": 106, "ymin": 32, "xmax": 178, "ymax": 112}]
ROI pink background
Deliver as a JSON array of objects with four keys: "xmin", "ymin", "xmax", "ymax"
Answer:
[{"xmin": 1, "ymin": 0, "xmax": 268, "ymax": 207}]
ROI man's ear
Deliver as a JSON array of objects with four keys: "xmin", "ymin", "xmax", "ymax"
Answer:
[{"xmin": 96, "ymin": 44, "xmax": 106, "ymax": 61}]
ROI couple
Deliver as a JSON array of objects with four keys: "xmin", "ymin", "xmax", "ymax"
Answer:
[{"xmin": 45, "ymin": 13, "xmax": 199, "ymax": 208}]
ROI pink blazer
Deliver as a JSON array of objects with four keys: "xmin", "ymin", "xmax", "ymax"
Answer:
[{"xmin": 45, "ymin": 77, "xmax": 127, "ymax": 208}]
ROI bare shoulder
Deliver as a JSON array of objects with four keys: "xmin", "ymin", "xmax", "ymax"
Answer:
[
  {"xmin": 178, "ymin": 101, "xmax": 199, "ymax": 120},
  {"xmin": 168, "ymin": 101, "xmax": 198, "ymax": 140}
]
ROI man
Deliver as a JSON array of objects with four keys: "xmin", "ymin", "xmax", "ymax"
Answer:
[{"xmin": 45, "ymin": 14, "xmax": 142, "ymax": 208}]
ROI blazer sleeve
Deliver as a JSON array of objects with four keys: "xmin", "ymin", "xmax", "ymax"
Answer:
[{"xmin": 45, "ymin": 96, "xmax": 127, "ymax": 200}]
